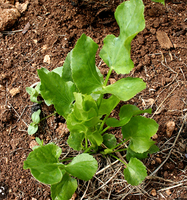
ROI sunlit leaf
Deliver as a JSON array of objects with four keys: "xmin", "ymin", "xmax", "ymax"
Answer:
[
  {"xmin": 38, "ymin": 68, "xmax": 77, "ymax": 118},
  {"xmin": 23, "ymin": 143, "xmax": 63, "ymax": 184},
  {"xmin": 65, "ymin": 153, "xmax": 98, "ymax": 181},
  {"xmin": 122, "ymin": 116, "xmax": 159, "ymax": 153},
  {"xmin": 96, "ymin": 77, "xmax": 146, "ymax": 101},
  {"xmin": 100, "ymin": 0, "xmax": 145, "ymax": 74},
  {"xmin": 124, "ymin": 157, "xmax": 147, "ymax": 186},
  {"xmin": 71, "ymin": 34, "xmax": 103, "ymax": 94},
  {"xmin": 106, "ymin": 104, "xmax": 152, "ymax": 127}
]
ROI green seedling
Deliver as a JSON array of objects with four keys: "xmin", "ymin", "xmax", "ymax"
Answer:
[{"xmin": 24, "ymin": 0, "xmax": 162, "ymax": 199}]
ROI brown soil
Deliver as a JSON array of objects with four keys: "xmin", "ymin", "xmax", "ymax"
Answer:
[{"xmin": 0, "ymin": 0, "xmax": 187, "ymax": 199}]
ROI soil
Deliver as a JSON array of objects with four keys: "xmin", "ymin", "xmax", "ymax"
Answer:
[{"xmin": 0, "ymin": 0, "xmax": 187, "ymax": 199}]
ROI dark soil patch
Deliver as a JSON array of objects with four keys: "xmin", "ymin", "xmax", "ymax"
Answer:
[{"xmin": 0, "ymin": 0, "xmax": 187, "ymax": 199}]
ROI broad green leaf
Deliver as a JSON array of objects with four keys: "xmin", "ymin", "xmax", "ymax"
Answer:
[
  {"xmin": 67, "ymin": 132, "xmax": 84, "ymax": 151},
  {"xmin": 38, "ymin": 68, "xmax": 77, "ymax": 118},
  {"xmin": 28, "ymin": 123, "xmax": 38, "ymax": 135},
  {"xmin": 152, "ymin": 0, "xmax": 165, "ymax": 5},
  {"xmin": 71, "ymin": 34, "xmax": 103, "ymax": 94},
  {"xmin": 124, "ymin": 157, "xmax": 147, "ymax": 186},
  {"xmin": 106, "ymin": 104, "xmax": 152, "ymax": 127},
  {"xmin": 65, "ymin": 153, "xmax": 98, "ymax": 181},
  {"xmin": 23, "ymin": 143, "xmax": 63, "ymax": 184},
  {"xmin": 100, "ymin": 0, "xmax": 145, "ymax": 74},
  {"xmin": 122, "ymin": 116, "xmax": 159, "ymax": 153},
  {"xmin": 96, "ymin": 77, "xmax": 146, "ymax": 101},
  {"xmin": 98, "ymin": 95, "xmax": 120, "ymax": 116},
  {"xmin": 51, "ymin": 172, "xmax": 77, "ymax": 200},
  {"xmin": 31, "ymin": 109, "xmax": 41, "ymax": 124},
  {"xmin": 103, "ymin": 133, "xmax": 117, "ymax": 149}
]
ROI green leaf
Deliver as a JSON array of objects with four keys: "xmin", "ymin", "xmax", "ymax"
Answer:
[
  {"xmin": 38, "ymin": 68, "xmax": 77, "ymax": 118},
  {"xmin": 26, "ymin": 86, "xmax": 41, "ymax": 103},
  {"xmin": 122, "ymin": 116, "xmax": 159, "ymax": 153},
  {"xmin": 96, "ymin": 77, "xmax": 146, "ymax": 101},
  {"xmin": 31, "ymin": 109, "xmax": 41, "ymax": 124},
  {"xmin": 98, "ymin": 95, "xmax": 120, "ymax": 116},
  {"xmin": 35, "ymin": 137, "xmax": 43, "ymax": 146},
  {"xmin": 71, "ymin": 34, "xmax": 103, "ymax": 94},
  {"xmin": 87, "ymin": 130, "xmax": 103, "ymax": 147},
  {"xmin": 51, "ymin": 172, "xmax": 77, "ymax": 200},
  {"xmin": 103, "ymin": 133, "xmax": 117, "ymax": 149},
  {"xmin": 23, "ymin": 143, "xmax": 63, "ymax": 185},
  {"xmin": 100, "ymin": 0, "xmax": 145, "ymax": 74},
  {"xmin": 148, "ymin": 144, "xmax": 160, "ymax": 154},
  {"xmin": 124, "ymin": 157, "xmax": 147, "ymax": 186},
  {"xmin": 106, "ymin": 104, "xmax": 152, "ymax": 127},
  {"xmin": 52, "ymin": 66, "xmax": 63, "ymax": 77},
  {"xmin": 126, "ymin": 147, "xmax": 148, "ymax": 161},
  {"xmin": 28, "ymin": 123, "xmax": 38, "ymax": 135},
  {"xmin": 151, "ymin": 0, "xmax": 165, "ymax": 5},
  {"xmin": 67, "ymin": 132, "xmax": 84, "ymax": 151},
  {"xmin": 61, "ymin": 50, "xmax": 74, "ymax": 82},
  {"xmin": 126, "ymin": 144, "xmax": 159, "ymax": 161},
  {"xmin": 65, "ymin": 153, "xmax": 98, "ymax": 181}
]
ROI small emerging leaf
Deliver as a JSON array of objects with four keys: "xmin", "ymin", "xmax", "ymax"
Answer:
[
  {"xmin": 51, "ymin": 172, "xmax": 77, "ymax": 200},
  {"xmin": 31, "ymin": 109, "xmax": 41, "ymax": 124},
  {"xmin": 35, "ymin": 137, "xmax": 43, "ymax": 146},
  {"xmin": 124, "ymin": 157, "xmax": 147, "ymax": 186},
  {"xmin": 28, "ymin": 123, "xmax": 38, "ymax": 135},
  {"xmin": 65, "ymin": 153, "xmax": 98, "ymax": 181}
]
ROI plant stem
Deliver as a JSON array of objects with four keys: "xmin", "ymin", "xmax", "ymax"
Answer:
[
  {"xmin": 110, "ymin": 154, "xmax": 127, "ymax": 166},
  {"xmin": 97, "ymin": 67, "xmax": 113, "ymax": 108},
  {"xmin": 40, "ymin": 111, "xmax": 57, "ymax": 122},
  {"xmin": 100, "ymin": 126, "xmax": 110, "ymax": 134}
]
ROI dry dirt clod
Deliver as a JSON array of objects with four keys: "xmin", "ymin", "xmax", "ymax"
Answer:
[
  {"xmin": 29, "ymin": 140, "xmax": 39, "ymax": 149},
  {"xmin": 15, "ymin": 1, "xmax": 29, "ymax": 13},
  {"xmin": 166, "ymin": 120, "xmax": 175, "ymax": 138},
  {"xmin": 156, "ymin": 30, "xmax": 173, "ymax": 49},
  {"xmin": 9, "ymin": 87, "xmax": 20, "ymax": 97},
  {"xmin": 166, "ymin": 189, "xmax": 172, "ymax": 196},
  {"xmin": 0, "ymin": 3, "xmax": 20, "ymax": 31},
  {"xmin": 43, "ymin": 55, "xmax": 51, "ymax": 64},
  {"xmin": 151, "ymin": 188, "xmax": 157, "ymax": 196},
  {"xmin": 152, "ymin": 133, "xmax": 158, "ymax": 140}
]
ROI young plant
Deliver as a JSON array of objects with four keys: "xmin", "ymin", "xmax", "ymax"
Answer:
[{"xmin": 24, "ymin": 0, "xmax": 160, "ymax": 199}]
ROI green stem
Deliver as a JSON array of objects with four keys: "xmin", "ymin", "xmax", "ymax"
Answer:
[
  {"xmin": 110, "ymin": 154, "xmax": 127, "ymax": 166},
  {"xmin": 99, "ymin": 113, "xmax": 110, "ymax": 132},
  {"xmin": 40, "ymin": 111, "xmax": 57, "ymax": 122},
  {"xmin": 59, "ymin": 157, "xmax": 73, "ymax": 162},
  {"xmin": 100, "ymin": 126, "xmax": 110, "ymax": 135},
  {"xmin": 113, "ymin": 148, "xmax": 127, "ymax": 153},
  {"xmin": 97, "ymin": 67, "xmax": 113, "ymax": 108}
]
